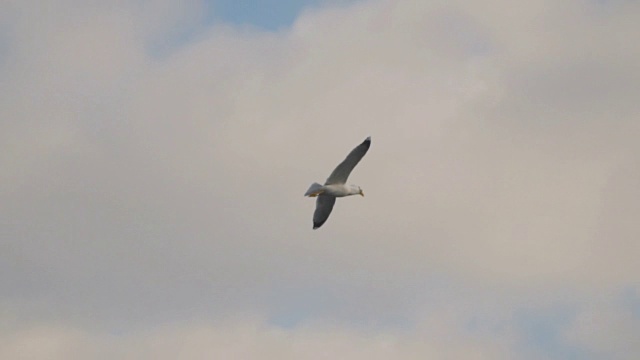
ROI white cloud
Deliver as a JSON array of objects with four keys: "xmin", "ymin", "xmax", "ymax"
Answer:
[
  {"xmin": 1, "ymin": 0, "xmax": 639, "ymax": 358},
  {"xmin": 0, "ymin": 315, "xmax": 515, "ymax": 360}
]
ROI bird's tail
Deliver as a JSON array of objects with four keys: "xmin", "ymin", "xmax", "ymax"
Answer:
[{"xmin": 304, "ymin": 182, "xmax": 324, "ymax": 197}]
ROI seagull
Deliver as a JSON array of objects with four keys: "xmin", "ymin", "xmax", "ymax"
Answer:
[{"xmin": 304, "ymin": 136, "xmax": 371, "ymax": 229}]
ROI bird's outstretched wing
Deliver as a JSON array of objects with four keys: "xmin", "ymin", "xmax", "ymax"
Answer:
[
  {"xmin": 313, "ymin": 194, "xmax": 336, "ymax": 229},
  {"xmin": 325, "ymin": 136, "xmax": 371, "ymax": 185}
]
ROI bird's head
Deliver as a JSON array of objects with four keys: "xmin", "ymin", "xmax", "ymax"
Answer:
[{"xmin": 348, "ymin": 184, "xmax": 364, "ymax": 197}]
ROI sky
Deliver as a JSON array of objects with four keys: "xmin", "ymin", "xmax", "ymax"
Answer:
[
  {"xmin": 207, "ymin": 0, "xmax": 326, "ymax": 30},
  {"xmin": 1, "ymin": 0, "xmax": 639, "ymax": 359}
]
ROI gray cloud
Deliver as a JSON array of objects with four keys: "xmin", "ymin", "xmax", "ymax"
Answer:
[{"xmin": 1, "ymin": 0, "xmax": 639, "ymax": 358}]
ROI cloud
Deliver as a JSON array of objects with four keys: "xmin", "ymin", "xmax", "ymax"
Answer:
[
  {"xmin": 1, "ymin": 0, "xmax": 639, "ymax": 358},
  {"xmin": 563, "ymin": 295, "xmax": 640, "ymax": 359},
  {"xmin": 0, "ymin": 314, "xmax": 516, "ymax": 360}
]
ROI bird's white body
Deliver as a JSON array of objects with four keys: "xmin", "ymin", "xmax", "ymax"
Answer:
[{"xmin": 319, "ymin": 184, "xmax": 362, "ymax": 197}]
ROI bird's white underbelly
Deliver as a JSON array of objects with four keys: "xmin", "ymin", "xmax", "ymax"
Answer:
[{"xmin": 323, "ymin": 184, "xmax": 351, "ymax": 197}]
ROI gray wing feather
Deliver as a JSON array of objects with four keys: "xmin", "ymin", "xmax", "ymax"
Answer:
[
  {"xmin": 325, "ymin": 136, "xmax": 371, "ymax": 185},
  {"xmin": 313, "ymin": 195, "xmax": 336, "ymax": 229}
]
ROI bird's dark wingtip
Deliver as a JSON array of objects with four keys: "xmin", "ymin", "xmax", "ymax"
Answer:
[{"xmin": 361, "ymin": 136, "xmax": 371, "ymax": 149}]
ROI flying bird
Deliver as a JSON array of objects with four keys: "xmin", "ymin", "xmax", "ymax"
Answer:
[{"xmin": 304, "ymin": 136, "xmax": 371, "ymax": 229}]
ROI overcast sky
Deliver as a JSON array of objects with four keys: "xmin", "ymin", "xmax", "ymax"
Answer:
[{"xmin": 1, "ymin": 0, "xmax": 639, "ymax": 359}]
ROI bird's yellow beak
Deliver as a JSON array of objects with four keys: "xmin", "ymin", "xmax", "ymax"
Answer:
[{"xmin": 359, "ymin": 190, "xmax": 364, "ymax": 197}]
